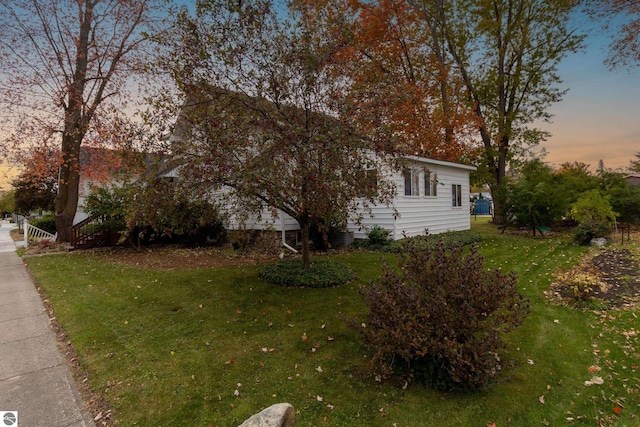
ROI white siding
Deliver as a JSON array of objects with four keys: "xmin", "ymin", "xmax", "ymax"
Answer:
[{"xmin": 348, "ymin": 158, "xmax": 474, "ymax": 240}]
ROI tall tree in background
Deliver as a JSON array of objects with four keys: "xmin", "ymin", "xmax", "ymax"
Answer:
[
  {"xmin": 154, "ymin": 0, "xmax": 397, "ymax": 268},
  {"xmin": 411, "ymin": 0, "xmax": 584, "ymax": 223},
  {"xmin": 0, "ymin": 0, "xmax": 169, "ymax": 241},
  {"xmin": 586, "ymin": 0, "xmax": 640, "ymax": 69},
  {"xmin": 300, "ymin": 0, "xmax": 477, "ymax": 161}
]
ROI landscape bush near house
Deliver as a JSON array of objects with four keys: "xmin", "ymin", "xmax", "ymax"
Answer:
[
  {"xmin": 355, "ymin": 236, "xmax": 529, "ymax": 390},
  {"xmin": 85, "ymin": 181, "xmax": 227, "ymax": 247},
  {"xmin": 259, "ymin": 258, "xmax": 353, "ymax": 288},
  {"xmin": 30, "ymin": 214, "xmax": 57, "ymax": 234}
]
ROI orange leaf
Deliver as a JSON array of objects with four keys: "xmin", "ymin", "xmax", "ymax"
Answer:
[
  {"xmin": 613, "ymin": 407, "xmax": 622, "ymax": 414},
  {"xmin": 487, "ymin": 423, "xmax": 497, "ymax": 427}
]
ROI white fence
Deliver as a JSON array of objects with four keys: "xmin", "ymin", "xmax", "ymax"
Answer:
[{"xmin": 23, "ymin": 220, "xmax": 56, "ymax": 247}]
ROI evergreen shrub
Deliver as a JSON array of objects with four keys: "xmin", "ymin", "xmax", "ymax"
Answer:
[{"xmin": 260, "ymin": 258, "xmax": 353, "ymax": 288}]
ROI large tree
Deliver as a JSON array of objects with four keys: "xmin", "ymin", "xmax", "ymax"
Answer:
[
  {"xmin": 0, "ymin": 0, "xmax": 169, "ymax": 241},
  {"xmin": 310, "ymin": 0, "xmax": 477, "ymax": 161},
  {"xmin": 155, "ymin": 0, "xmax": 397, "ymax": 268},
  {"xmin": 410, "ymin": 0, "xmax": 585, "ymax": 223}
]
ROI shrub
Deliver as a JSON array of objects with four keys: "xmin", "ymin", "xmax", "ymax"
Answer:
[
  {"xmin": 552, "ymin": 269, "xmax": 605, "ymax": 304},
  {"xmin": 30, "ymin": 215, "xmax": 57, "ymax": 234},
  {"xmin": 354, "ymin": 236, "xmax": 529, "ymax": 390},
  {"xmin": 365, "ymin": 225, "xmax": 392, "ymax": 246},
  {"xmin": 571, "ymin": 190, "xmax": 617, "ymax": 245},
  {"xmin": 573, "ymin": 220, "xmax": 611, "ymax": 246},
  {"xmin": 260, "ymin": 258, "xmax": 353, "ymax": 288},
  {"xmin": 355, "ymin": 229, "xmax": 482, "ymax": 253}
]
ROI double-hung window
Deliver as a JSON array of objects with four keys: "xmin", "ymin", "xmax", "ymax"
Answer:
[
  {"xmin": 404, "ymin": 168, "xmax": 420, "ymax": 196},
  {"xmin": 424, "ymin": 169, "xmax": 437, "ymax": 197},
  {"xmin": 452, "ymin": 184, "xmax": 462, "ymax": 207}
]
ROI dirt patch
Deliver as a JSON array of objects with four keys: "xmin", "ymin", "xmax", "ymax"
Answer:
[{"xmin": 548, "ymin": 247, "xmax": 640, "ymax": 310}]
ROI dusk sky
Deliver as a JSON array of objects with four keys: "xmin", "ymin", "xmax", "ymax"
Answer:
[{"xmin": 539, "ymin": 14, "xmax": 640, "ymax": 172}]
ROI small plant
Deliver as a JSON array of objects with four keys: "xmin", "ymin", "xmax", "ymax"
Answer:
[
  {"xmin": 260, "ymin": 258, "xmax": 353, "ymax": 288},
  {"xmin": 353, "ymin": 235, "xmax": 529, "ymax": 390},
  {"xmin": 568, "ymin": 273, "xmax": 597, "ymax": 301},
  {"xmin": 553, "ymin": 269, "xmax": 605, "ymax": 303},
  {"xmin": 365, "ymin": 225, "xmax": 391, "ymax": 246}
]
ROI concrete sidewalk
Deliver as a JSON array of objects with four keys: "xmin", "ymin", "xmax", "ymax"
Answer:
[{"xmin": 0, "ymin": 221, "xmax": 95, "ymax": 427}]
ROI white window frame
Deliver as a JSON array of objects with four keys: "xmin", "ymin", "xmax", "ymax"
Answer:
[
  {"xmin": 404, "ymin": 168, "xmax": 420, "ymax": 197},
  {"xmin": 424, "ymin": 169, "xmax": 437, "ymax": 197},
  {"xmin": 452, "ymin": 184, "xmax": 462, "ymax": 208}
]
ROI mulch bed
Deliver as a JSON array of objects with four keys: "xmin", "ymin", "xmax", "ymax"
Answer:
[{"xmin": 548, "ymin": 247, "xmax": 640, "ymax": 310}]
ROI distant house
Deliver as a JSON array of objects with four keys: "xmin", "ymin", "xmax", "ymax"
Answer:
[{"xmin": 625, "ymin": 173, "xmax": 640, "ymax": 187}]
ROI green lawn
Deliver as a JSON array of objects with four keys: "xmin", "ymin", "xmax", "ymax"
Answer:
[{"xmin": 26, "ymin": 218, "xmax": 640, "ymax": 426}]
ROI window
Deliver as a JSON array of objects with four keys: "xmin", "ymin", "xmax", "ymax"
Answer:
[
  {"xmin": 452, "ymin": 184, "xmax": 462, "ymax": 207},
  {"xmin": 424, "ymin": 169, "xmax": 437, "ymax": 197},
  {"xmin": 404, "ymin": 168, "xmax": 419, "ymax": 196}
]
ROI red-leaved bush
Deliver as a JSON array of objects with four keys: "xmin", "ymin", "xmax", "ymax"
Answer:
[{"xmin": 355, "ymin": 236, "xmax": 530, "ymax": 390}]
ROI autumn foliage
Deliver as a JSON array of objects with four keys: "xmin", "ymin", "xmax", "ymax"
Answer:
[
  {"xmin": 296, "ymin": 0, "xmax": 477, "ymax": 161},
  {"xmin": 355, "ymin": 236, "xmax": 530, "ymax": 390}
]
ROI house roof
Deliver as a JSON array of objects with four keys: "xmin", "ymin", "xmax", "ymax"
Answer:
[
  {"xmin": 625, "ymin": 173, "xmax": 640, "ymax": 179},
  {"xmin": 404, "ymin": 155, "xmax": 477, "ymax": 171}
]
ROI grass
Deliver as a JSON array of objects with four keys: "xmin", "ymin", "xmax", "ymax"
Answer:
[{"xmin": 25, "ymin": 217, "xmax": 640, "ymax": 426}]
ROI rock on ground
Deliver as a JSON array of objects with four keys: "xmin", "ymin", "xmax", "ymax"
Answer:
[
  {"xmin": 590, "ymin": 237, "xmax": 608, "ymax": 246},
  {"xmin": 238, "ymin": 403, "xmax": 295, "ymax": 427}
]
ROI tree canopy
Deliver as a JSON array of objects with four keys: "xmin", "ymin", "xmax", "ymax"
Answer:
[
  {"xmin": 586, "ymin": 0, "xmax": 640, "ymax": 69},
  {"xmin": 153, "ymin": 0, "xmax": 398, "ymax": 267}
]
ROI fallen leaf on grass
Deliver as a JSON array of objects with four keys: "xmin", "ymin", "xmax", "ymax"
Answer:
[
  {"xmin": 539, "ymin": 395, "xmax": 546, "ymax": 404},
  {"xmin": 316, "ymin": 395, "xmax": 323, "ymax": 402},
  {"xmin": 486, "ymin": 422, "xmax": 497, "ymax": 427},
  {"xmin": 613, "ymin": 407, "xmax": 622, "ymax": 414},
  {"xmin": 588, "ymin": 365, "xmax": 601, "ymax": 372},
  {"xmin": 316, "ymin": 366, "xmax": 323, "ymax": 373},
  {"xmin": 584, "ymin": 376, "xmax": 604, "ymax": 386}
]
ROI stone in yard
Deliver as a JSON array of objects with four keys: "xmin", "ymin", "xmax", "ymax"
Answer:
[
  {"xmin": 238, "ymin": 403, "xmax": 295, "ymax": 427},
  {"xmin": 590, "ymin": 237, "xmax": 608, "ymax": 246}
]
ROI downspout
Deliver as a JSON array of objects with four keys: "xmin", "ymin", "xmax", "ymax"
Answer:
[{"xmin": 281, "ymin": 212, "xmax": 298, "ymax": 253}]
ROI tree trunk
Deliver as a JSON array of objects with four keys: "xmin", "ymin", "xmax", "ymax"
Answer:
[
  {"xmin": 300, "ymin": 221, "xmax": 311, "ymax": 269},
  {"xmin": 55, "ymin": 132, "xmax": 83, "ymax": 242}
]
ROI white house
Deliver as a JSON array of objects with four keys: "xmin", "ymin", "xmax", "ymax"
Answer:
[{"xmin": 215, "ymin": 155, "xmax": 476, "ymax": 248}]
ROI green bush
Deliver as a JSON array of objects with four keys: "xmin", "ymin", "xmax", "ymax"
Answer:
[
  {"xmin": 355, "ymin": 229, "xmax": 482, "ymax": 253},
  {"xmin": 365, "ymin": 225, "xmax": 391, "ymax": 246},
  {"xmin": 571, "ymin": 190, "xmax": 616, "ymax": 245},
  {"xmin": 354, "ymin": 237, "xmax": 529, "ymax": 390},
  {"xmin": 260, "ymin": 258, "xmax": 353, "ymax": 288},
  {"xmin": 30, "ymin": 215, "xmax": 56, "ymax": 234},
  {"xmin": 573, "ymin": 220, "xmax": 611, "ymax": 246}
]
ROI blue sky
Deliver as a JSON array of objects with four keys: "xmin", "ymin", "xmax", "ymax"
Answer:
[{"xmin": 540, "ymin": 13, "xmax": 640, "ymax": 171}]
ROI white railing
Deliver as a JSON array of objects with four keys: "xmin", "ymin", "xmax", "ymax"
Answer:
[{"xmin": 23, "ymin": 220, "xmax": 57, "ymax": 247}]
